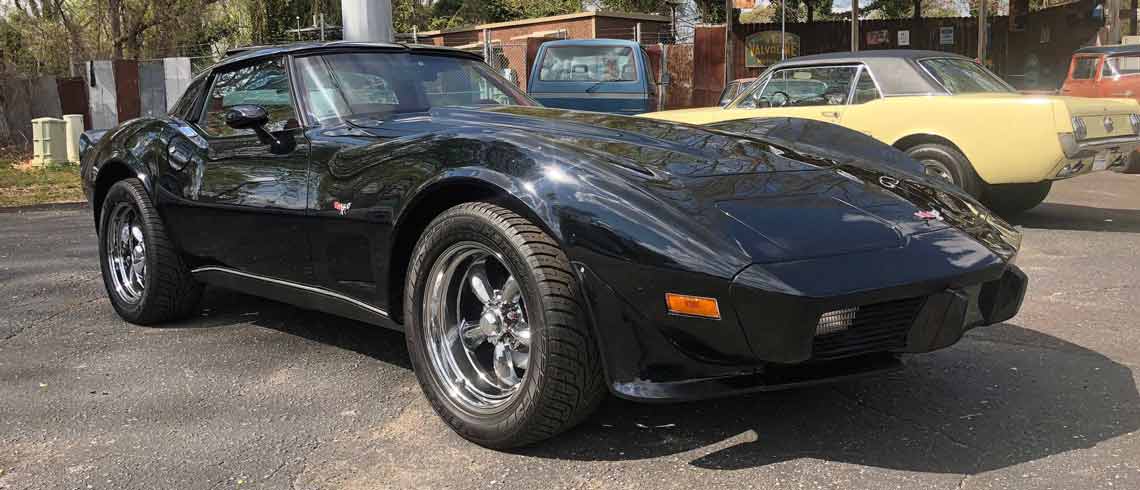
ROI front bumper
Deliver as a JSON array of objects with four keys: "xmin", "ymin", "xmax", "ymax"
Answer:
[{"xmin": 576, "ymin": 252, "xmax": 1027, "ymax": 402}]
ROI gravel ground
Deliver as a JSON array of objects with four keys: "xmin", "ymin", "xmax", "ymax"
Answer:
[{"xmin": 1, "ymin": 172, "xmax": 1138, "ymax": 490}]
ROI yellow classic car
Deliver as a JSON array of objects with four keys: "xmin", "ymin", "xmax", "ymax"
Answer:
[{"xmin": 643, "ymin": 50, "xmax": 1140, "ymax": 213}]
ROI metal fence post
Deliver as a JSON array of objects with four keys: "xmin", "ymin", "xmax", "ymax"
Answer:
[
  {"xmin": 482, "ymin": 29, "xmax": 491, "ymax": 64},
  {"xmin": 658, "ymin": 43, "xmax": 668, "ymax": 111}
]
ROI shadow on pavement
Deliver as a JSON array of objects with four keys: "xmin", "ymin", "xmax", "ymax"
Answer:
[
  {"xmin": 163, "ymin": 287, "xmax": 412, "ymax": 370},
  {"xmin": 523, "ymin": 323, "xmax": 1139, "ymax": 475},
  {"xmin": 1011, "ymin": 202, "xmax": 1140, "ymax": 233},
  {"xmin": 173, "ymin": 289, "xmax": 1138, "ymax": 476}
]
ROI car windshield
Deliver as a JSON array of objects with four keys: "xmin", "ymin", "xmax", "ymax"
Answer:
[
  {"xmin": 919, "ymin": 57, "xmax": 1013, "ymax": 94},
  {"xmin": 294, "ymin": 52, "xmax": 535, "ymax": 126}
]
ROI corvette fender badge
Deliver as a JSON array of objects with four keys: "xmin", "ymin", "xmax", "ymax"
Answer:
[
  {"xmin": 333, "ymin": 201, "xmax": 352, "ymax": 216},
  {"xmin": 915, "ymin": 209, "xmax": 943, "ymax": 221}
]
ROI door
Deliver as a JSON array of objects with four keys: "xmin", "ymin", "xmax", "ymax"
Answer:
[
  {"xmin": 832, "ymin": 66, "xmax": 886, "ymax": 138},
  {"xmin": 731, "ymin": 65, "xmax": 859, "ymax": 125},
  {"xmin": 162, "ymin": 56, "xmax": 312, "ymax": 282},
  {"xmin": 1060, "ymin": 55, "xmax": 1101, "ymax": 97},
  {"xmin": 292, "ymin": 51, "xmax": 533, "ymax": 310},
  {"xmin": 1097, "ymin": 53, "xmax": 1140, "ymax": 100}
]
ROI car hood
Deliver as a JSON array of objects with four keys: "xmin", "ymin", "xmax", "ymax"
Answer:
[
  {"xmin": 417, "ymin": 106, "xmax": 829, "ymax": 177},
  {"xmin": 348, "ymin": 106, "xmax": 1019, "ymax": 264}
]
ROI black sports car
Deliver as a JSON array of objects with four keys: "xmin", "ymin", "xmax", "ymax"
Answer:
[{"xmin": 80, "ymin": 41, "xmax": 1027, "ymax": 448}]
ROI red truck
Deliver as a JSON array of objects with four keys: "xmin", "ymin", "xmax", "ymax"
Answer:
[{"xmin": 1061, "ymin": 44, "xmax": 1140, "ymax": 172}]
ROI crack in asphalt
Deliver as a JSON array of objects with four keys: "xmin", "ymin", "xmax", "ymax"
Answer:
[
  {"xmin": 830, "ymin": 386, "xmax": 976, "ymax": 451},
  {"xmin": 830, "ymin": 386, "xmax": 990, "ymax": 489},
  {"xmin": 289, "ymin": 439, "xmax": 321, "ymax": 490}
]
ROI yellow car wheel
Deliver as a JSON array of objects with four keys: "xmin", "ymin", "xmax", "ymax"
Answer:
[{"xmin": 905, "ymin": 143, "xmax": 984, "ymax": 197}]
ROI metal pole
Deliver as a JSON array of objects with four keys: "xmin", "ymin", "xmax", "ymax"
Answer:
[
  {"xmin": 1133, "ymin": 0, "xmax": 1138, "ymax": 35},
  {"xmin": 341, "ymin": 0, "xmax": 393, "ymax": 42},
  {"xmin": 320, "ymin": 13, "xmax": 326, "ymax": 41},
  {"xmin": 977, "ymin": 0, "xmax": 986, "ymax": 62},
  {"xmin": 659, "ymin": 43, "xmax": 668, "ymax": 111},
  {"xmin": 781, "ymin": 0, "xmax": 786, "ymax": 60},
  {"xmin": 413, "ymin": 26, "xmax": 418, "ymax": 44},
  {"xmin": 483, "ymin": 29, "xmax": 491, "ymax": 63},
  {"xmin": 725, "ymin": 0, "xmax": 733, "ymax": 83},
  {"xmin": 636, "ymin": 22, "xmax": 642, "ymax": 44},
  {"xmin": 850, "ymin": 0, "xmax": 859, "ymax": 52}
]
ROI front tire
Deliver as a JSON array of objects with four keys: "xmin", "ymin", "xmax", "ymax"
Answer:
[
  {"xmin": 984, "ymin": 181, "xmax": 1052, "ymax": 215},
  {"xmin": 97, "ymin": 178, "xmax": 202, "ymax": 325},
  {"xmin": 405, "ymin": 202, "xmax": 604, "ymax": 448},
  {"xmin": 905, "ymin": 143, "xmax": 985, "ymax": 197}
]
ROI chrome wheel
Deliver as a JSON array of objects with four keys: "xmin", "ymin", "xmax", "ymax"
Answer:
[
  {"xmin": 922, "ymin": 159, "xmax": 956, "ymax": 184},
  {"xmin": 422, "ymin": 241, "xmax": 531, "ymax": 415},
  {"xmin": 105, "ymin": 202, "xmax": 147, "ymax": 304}
]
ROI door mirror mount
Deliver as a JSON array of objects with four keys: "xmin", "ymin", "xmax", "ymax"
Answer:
[{"xmin": 224, "ymin": 104, "xmax": 283, "ymax": 148}]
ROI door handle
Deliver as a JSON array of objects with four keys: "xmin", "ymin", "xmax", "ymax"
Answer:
[{"xmin": 821, "ymin": 111, "xmax": 840, "ymax": 118}]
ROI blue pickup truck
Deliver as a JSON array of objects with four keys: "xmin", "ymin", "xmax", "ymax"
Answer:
[{"xmin": 526, "ymin": 39, "xmax": 659, "ymax": 115}]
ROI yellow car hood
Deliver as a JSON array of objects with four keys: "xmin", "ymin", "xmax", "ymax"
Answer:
[{"xmin": 639, "ymin": 107, "xmax": 739, "ymax": 125}]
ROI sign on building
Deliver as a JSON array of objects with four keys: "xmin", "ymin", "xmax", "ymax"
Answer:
[
  {"xmin": 939, "ymin": 26, "xmax": 955, "ymax": 45},
  {"xmin": 745, "ymin": 31, "xmax": 801, "ymax": 68},
  {"xmin": 897, "ymin": 30, "xmax": 910, "ymax": 46},
  {"xmin": 866, "ymin": 30, "xmax": 889, "ymax": 46}
]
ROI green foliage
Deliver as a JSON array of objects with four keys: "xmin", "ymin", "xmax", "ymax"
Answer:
[
  {"xmin": 599, "ymin": 0, "xmax": 670, "ymax": 16},
  {"xmin": 426, "ymin": 0, "xmax": 580, "ymax": 31}
]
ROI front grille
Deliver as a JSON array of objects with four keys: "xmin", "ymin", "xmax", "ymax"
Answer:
[{"xmin": 812, "ymin": 297, "xmax": 926, "ymax": 359}]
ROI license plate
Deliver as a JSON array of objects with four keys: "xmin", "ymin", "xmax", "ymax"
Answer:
[{"xmin": 1093, "ymin": 153, "xmax": 1112, "ymax": 171}]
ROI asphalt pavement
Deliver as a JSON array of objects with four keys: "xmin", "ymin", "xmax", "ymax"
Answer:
[{"xmin": 2, "ymin": 172, "xmax": 1139, "ymax": 490}]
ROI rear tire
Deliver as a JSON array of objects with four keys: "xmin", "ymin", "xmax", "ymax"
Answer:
[
  {"xmin": 97, "ymin": 178, "xmax": 202, "ymax": 325},
  {"xmin": 404, "ymin": 202, "xmax": 605, "ymax": 448},
  {"xmin": 984, "ymin": 181, "xmax": 1052, "ymax": 215},
  {"xmin": 905, "ymin": 143, "xmax": 985, "ymax": 197}
]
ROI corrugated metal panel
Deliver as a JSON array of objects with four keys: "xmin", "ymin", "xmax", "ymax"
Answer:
[
  {"xmin": 56, "ymin": 77, "xmax": 91, "ymax": 129},
  {"xmin": 138, "ymin": 61, "xmax": 167, "ymax": 118},
  {"xmin": 113, "ymin": 59, "xmax": 140, "ymax": 122},
  {"xmin": 163, "ymin": 57, "xmax": 192, "ymax": 110},
  {"xmin": 87, "ymin": 61, "xmax": 119, "ymax": 130},
  {"xmin": 692, "ymin": 26, "xmax": 726, "ymax": 108}
]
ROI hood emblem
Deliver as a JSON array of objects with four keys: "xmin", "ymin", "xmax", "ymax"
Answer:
[
  {"xmin": 878, "ymin": 175, "xmax": 900, "ymax": 189},
  {"xmin": 333, "ymin": 201, "xmax": 352, "ymax": 216},
  {"xmin": 1104, "ymin": 116, "xmax": 1115, "ymax": 132},
  {"xmin": 915, "ymin": 209, "xmax": 944, "ymax": 221}
]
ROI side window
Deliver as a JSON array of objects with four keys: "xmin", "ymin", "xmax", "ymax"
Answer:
[
  {"xmin": 1103, "ymin": 55, "xmax": 1140, "ymax": 77},
  {"xmin": 757, "ymin": 66, "xmax": 858, "ymax": 107},
  {"xmin": 423, "ymin": 62, "xmax": 513, "ymax": 106},
  {"xmin": 852, "ymin": 68, "xmax": 881, "ymax": 104},
  {"xmin": 199, "ymin": 57, "xmax": 297, "ymax": 137},
  {"xmin": 1071, "ymin": 57, "xmax": 1098, "ymax": 80}
]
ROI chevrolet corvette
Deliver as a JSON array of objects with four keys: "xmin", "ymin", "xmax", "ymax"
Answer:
[{"xmin": 80, "ymin": 42, "xmax": 1027, "ymax": 448}]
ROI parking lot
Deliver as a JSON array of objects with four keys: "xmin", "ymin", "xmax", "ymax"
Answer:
[{"xmin": 1, "ymin": 172, "xmax": 1138, "ymax": 490}]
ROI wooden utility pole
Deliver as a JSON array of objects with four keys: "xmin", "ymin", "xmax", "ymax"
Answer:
[
  {"xmin": 978, "ymin": 0, "xmax": 987, "ymax": 63},
  {"xmin": 850, "ymin": 0, "xmax": 859, "ymax": 52},
  {"xmin": 725, "ymin": 0, "xmax": 734, "ymax": 82}
]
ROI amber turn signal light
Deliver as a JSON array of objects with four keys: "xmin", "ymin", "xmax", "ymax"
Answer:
[{"xmin": 665, "ymin": 293, "xmax": 721, "ymax": 319}]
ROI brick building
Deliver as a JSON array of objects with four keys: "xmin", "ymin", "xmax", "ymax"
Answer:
[{"xmin": 412, "ymin": 11, "xmax": 672, "ymax": 89}]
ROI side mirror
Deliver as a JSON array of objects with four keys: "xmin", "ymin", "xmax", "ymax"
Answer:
[{"xmin": 224, "ymin": 104, "xmax": 269, "ymax": 130}]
